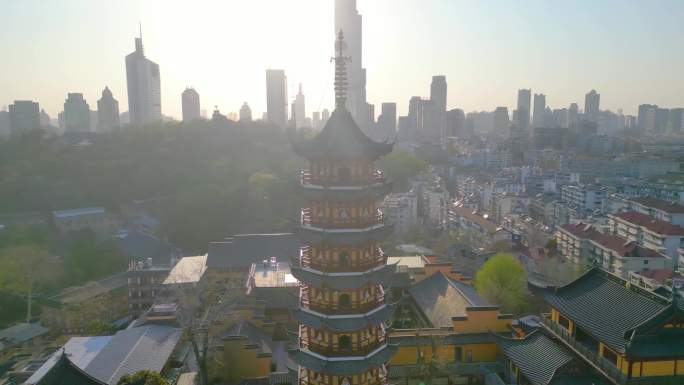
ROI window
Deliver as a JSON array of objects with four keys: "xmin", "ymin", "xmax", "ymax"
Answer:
[
  {"xmin": 603, "ymin": 347, "xmax": 618, "ymax": 366},
  {"xmin": 339, "ymin": 251, "xmax": 350, "ymax": 268},
  {"xmin": 465, "ymin": 350, "xmax": 472, "ymax": 362},
  {"xmin": 558, "ymin": 314, "xmax": 571, "ymax": 330},
  {"xmin": 339, "ymin": 293, "xmax": 351, "ymax": 308},
  {"xmin": 339, "ymin": 335, "xmax": 352, "ymax": 350}
]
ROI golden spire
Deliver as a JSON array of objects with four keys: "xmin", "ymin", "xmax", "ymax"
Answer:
[{"xmin": 331, "ymin": 30, "xmax": 351, "ymax": 109}]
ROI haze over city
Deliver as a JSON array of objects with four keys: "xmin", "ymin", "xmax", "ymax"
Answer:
[{"xmin": 2, "ymin": 0, "xmax": 683, "ymax": 119}]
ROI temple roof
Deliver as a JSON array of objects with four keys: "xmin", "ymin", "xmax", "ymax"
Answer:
[
  {"xmin": 544, "ymin": 268, "xmax": 669, "ymax": 353},
  {"xmin": 289, "ymin": 263, "xmax": 396, "ymax": 290},
  {"xmin": 292, "ymin": 304, "xmax": 394, "ymax": 332},
  {"xmin": 495, "ymin": 331, "xmax": 574, "ymax": 385},
  {"xmin": 291, "ymin": 108, "xmax": 393, "ymax": 161},
  {"xmin": 288, "ymin": 344, "xmax": 397, "ymax": 375}
]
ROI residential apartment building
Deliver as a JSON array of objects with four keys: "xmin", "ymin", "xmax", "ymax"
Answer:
[
  {"xmin": 627, "ymin": 197, "xmax": 684, "ymax": 227},
  {"xmin": 609, "ymin": 211, "xmax": 684, "ymax": 269},
  {"xmin": 560, "ymin": 184, "xmax": 606, "ymax": 212},
  {"xmin": 381, "ymin": 191, "xmax": 418, "ymax": 236}
]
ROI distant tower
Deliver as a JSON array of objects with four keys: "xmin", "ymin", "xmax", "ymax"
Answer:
[
  {"xmin": 532, "ymin": 93, "xmax": 546, "ymax": 128},
  {"xmin": 335, "ymin": 0, "xmax": 368, "ymax": 129},
  {"xmin": 266, "ymin": 69, "xmax": 288, "ymax": 128},
  {"xmin": 8, "ymin": 100, "xmax": 40, "ymax": 133},
  {"xmin": 430, "ymin": 75, "xmax": 447, "ymax": 112},
  {"xmin": 322, "ymin": 108, "xmax": 330, "ymax": 123},
  {"xmin": 239, "ymin": 102, "xmax": 253, "ymax": 122},
  {"xmin": 125, "ymin": 27, "xmax": 161, "ymax": 126},
  {"xmin": 40, "ymin": 109, "xmax": 51, "ymax": 128},
  {"xmin": 97, "ymin": 86, "xmax": 120, "ymax": 132},
  {"xmin": 289, "ymin": 30, "xmax": 396, "ymax": 385},
  {"xmin": 63, "ymin": 93, "xmax": 91, "ymax": 133},
  {"xmin": 181, "ymin": 88, "xmax": 201, "ymax": 122},
  {"xmin": 516, "ymin": 89, "xmax": 531, "ymax": 132},
  {"xmin": 294, "ymin": 83, "xmax": 306, "ymax": 128},
  {"xmin": 377, "ymin": 102, "xmax": 397, "ymax": 139},
  {"xmin": 584, "ymin": 90, "xmax": 600, "ymax": 123},
  {"xmin": 493, "ymin": 107, "xmax": 509, "ymax": 134}
]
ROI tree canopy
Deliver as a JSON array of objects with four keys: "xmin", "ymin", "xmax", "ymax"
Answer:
[
  {"xmin": 474, "ymin": 253, "xmax": 529, "ymax": 314},
  {"xmin": 117, "ymin": 370, "xmax": 170, "ymax": 385},
  {"xmin": 378, "ymin": 149, "xmax": 427, "ymax": 191}
]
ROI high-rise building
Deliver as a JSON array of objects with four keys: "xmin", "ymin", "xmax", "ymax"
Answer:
[
  {"xmin": 532, "ymin": 93, "xmax": 546, "ymax": 128},
  {"xmin": 125, "ymin": 33, "xmax": 161, "ymax": 126},
  {"xmin": 63, "ymin": 93, "xmax": 91, "ymax": 133},
  {"xmin": 655, "ymin": 108, "xmax": 670, "ymax": 133},
  {"xmin": 294, "ymin": 83, "xmax": 306, "ymax": 128},
  {"xmin": 376, "ymin": 102, "xmax": 397, "ymax": 140},
  {"xmin": 0, "ymin": 108, "xmax": 9, "ymax": 136},
  {"xmin": 552, "ymin": 108, "xmax": 568, "ymax": 128},
  {"xmin": 322, "ymin": 109, "xmax": 330, "ymax": 124},
  {"xmin": 312, "ymin": 111, "xmax": 321, "ymax": 130},
  {"xmin": 516, "ymin": 89, "xmax": 531, "ymax": 132},
  {"xmin": 584, "ymin": 89, "xmax": 600, "ymax": 123},
  {"xmin": 638, "ymin": 104, "xmax": 657, "ymax": 131},
  {"xmin": 493, "ymin": 107, "xmax": 509, "ymax": 134},
  {"xmin": 289, "ymin": 31, "xmax": 396, "ymax": 385},
  {"xmin": 335, "ymin": 0, "xmax": 368, "ymax": 129},
  {"xmin": 181, "ymin": 88, "xmax": 201, "ymax": 122},
  {"xmin": 430, "ymin": 75, "xmax": 447, "ymax": 112},
  {"xmin": 8, "ymin": 100, "xmax": 40, "ymax": 133},
  {"xmin": 568, "ymin": 103, "xmax": 579, "ymax": 130},
  {"xmin": 39, "ymin": 109, "xmax": 51, "ymax": 128},
  {"xmin": 239, "ymin": 102, "xmax": 252, "ymax": 122},
  {"xmin": 670, "ymin": 108, "xmax": 684, "ymax": 133},
  {"xmin": 445, "ymin": 108, "xmax": 466, "ymax": 137},
  {"xmin": 266, "ymin": 69, "xmax": 288, "ymax": 128},
  {"xmin": 97, "ymin": 86, "xmax": 120, "ymax": 132}
]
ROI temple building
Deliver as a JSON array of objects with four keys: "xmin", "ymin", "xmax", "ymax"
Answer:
[{"xmin": 288, "ymin": 31, "xmax": 396, "ymax": 385}]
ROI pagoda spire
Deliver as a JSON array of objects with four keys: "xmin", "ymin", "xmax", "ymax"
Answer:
[{"xmin": 332, "ymin": 30, "xmax": 351, "ymax": 109}]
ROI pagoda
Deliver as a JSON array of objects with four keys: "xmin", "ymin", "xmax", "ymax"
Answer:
[{"xmin": 288, "ymin": 31, "xmax": 397, "ymax": 385}]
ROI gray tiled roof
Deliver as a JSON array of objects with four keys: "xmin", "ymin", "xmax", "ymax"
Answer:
[
  {"xmin": 408, "ymin": 272, "xmax": 490, "ymax": 328},
  {"xmin": 207, "ymin": 233, "xmax": 300, "ymax": 269},
  {"xmin": 290, "ymin": 264, "xmax": 396, "ymax": 290},
  {"xmin": 291, "ymin": 108, "xmax": 393, "ymax": 161},
  {"xmin": 293, "ymin": 304, "xmax": 394, "ymax": 332},
  {"xmin": 496, "ymin": 331, "xmax": 574, "ymax": 385},
  {"xmin": 116, "ymin": 230, "xmax": 181, "ymax": 266},
  {"xmin": 0, "ymin": 322, "xmax": 48, "ymax": 346},
  {"xmin": 84, "ymin": 324, "xmax": 182, "ymax": 384},
  {"xmin": 288, "ymin": 344, "xmax": 397, "ymax": 375},
  {"xmin": 544, "ymin": 268, "xmax": 668, "ymax": 353}
]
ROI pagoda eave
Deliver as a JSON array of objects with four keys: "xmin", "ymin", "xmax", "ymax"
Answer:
[
  {"xmin": 295, "ymin": 224, "xmax": 393, "ymax": 246},
  {"xmin": 292, "ymin": 304, "xmax": 395, "ymax": 332},
  {"xmin": 298, "ymin": 181, "xmax": 393, "ymax": 202},
  {"xmin": 290, "ymin": 264, "xmax": 396, "ymax": 290},
  {"xmin": 288, "ymin": 344, "xmax": 397, "ymax": 375}
]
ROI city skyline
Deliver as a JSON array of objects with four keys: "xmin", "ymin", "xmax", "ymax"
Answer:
[{"xmin": 1, "ymin": 0, "xmax": 683, "ymax": 120}]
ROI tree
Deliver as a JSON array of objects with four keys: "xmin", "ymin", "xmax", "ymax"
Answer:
[
  {"xmin": 474, "ymin": 253, "xmax": 528, "ymax": 314},
  {"xmin": 117, "ymin": 370, "xmax": 170, "ymax": 385},
  {"xmin": 377, "ymin": 150, "xmax": 427, "ymax": 191},
  {"xmin": 0, "ymin": 244, "xmax": 52, "ymax": 322}
]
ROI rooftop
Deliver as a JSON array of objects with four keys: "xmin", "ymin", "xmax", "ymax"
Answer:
[
  {"xmin": 0, "ymin": 322, "xmax": 48, "ymax": 348},
  {"xmin": 495, "ymin": 331, "xmax": 574, "ymax": 385},
  {"xmin": 251, "ymin": 261, "xmax": 299, "ymax": 288},
  {"xmin": 629, "ymin": 197, "xmax": 684, "ymax": 214},
  {"xmin": 612, "ymin": 211, "xmax": 684, "ymax": 236},
  {"xmin": 453, "ymin": 206, "xmax": 501, "ymax": 234},
  {"xmin": 206, "ymin": 233, "xmax": 300, "ymax": 269},
  {"xmin": 408, "ymin": 271, "xmax": 491, "ymax": 328},
  {"xmin": 163, "ymin": 254, "xmax": 207, "ymax": 285},
  {"xmin": 386, "ymin": 255, "xmax": 428, "ymax": 270},
  {"xmin": 52, "ymin": 207, "xmax": 105, "ymax": 219}
]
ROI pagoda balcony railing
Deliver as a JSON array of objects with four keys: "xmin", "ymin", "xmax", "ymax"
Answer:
[
  {"xmin": 300, "ymin": 286, "xmax": 385, "ymax": 315},
  {"xmin": 301, "ymin": 208, "xmax": 384, "ymax": 229},
  {"xmin": 299, "ymin": 246, "xmax": 386, "ymax": 272},
  {"xmin": 299, "ymin": 377, "xmax": 388, "ymax": 385},
  {"xmin": 300, "ymin": 170, "xmax": 386, "ymax": 187},
  {"xmin": 299, "ymin": 326, "xmax": 388, "ymax": 358}
]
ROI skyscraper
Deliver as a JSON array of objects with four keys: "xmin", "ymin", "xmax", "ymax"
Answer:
[
  {"xmin": 125, "ymin": 32, "xmax": 161, "ymax": 126},
  {"xmin": 584, "ymin": 89, "xmax": 600, "ymax": 123},
  {"xmin": 335, "ymin": 0, "xmax": 368, "ymax": 129},
  {"xmin": 266, "ymin": 69, "xmax": 288, "ymax": 128},
  {"xmin": 430, "ymin": 75, "xmax": 447, "ymax": 112},
  {"xmin": 97, "ymin": 86, "xmax": 120, "ymax": 132},
  {"xmin": 294, "ymin": 83, "xmax": 306, "ymax": 128},
  {"xmin": 568, "ymin": 103, "xmax": 580, "ymax": 130},
  {"xmin": 516, "ymin": 89, "xmax": 531, "ymax": 132},
  {"xmin": 8, "ymin": 100, "xmax": 40, "ymax": 134},
  {"xmin": 40, "ymin": 109, "xmax": 51, "ymax": 128},
  {"xmin": 181, "ymin": 88, "xmax": 201, "ymax": 122},
  {"xmin": 376, "ymin": 102, "xmax": 397, "ymax": 140},
  {"xmin": 638, "ymin": 104, "xmax": 657, "ymax": 131},
  {"xmin": 532, "ymin": 93, "xmax": 546, "ymax": 128},
  {"xmin": 493, "ymin": 107, "xmax": 509, "ymax": 134},
  {"xmin": 446, "ymin": 108, "xmax": 466, "ymax": 137},
  {"xmin": 63, "ymin": 93, "xmax": 91, "ymax": 133},
  {"xmin": 239, "ymin": 102, "xmax": 252, "ymax": 122}
]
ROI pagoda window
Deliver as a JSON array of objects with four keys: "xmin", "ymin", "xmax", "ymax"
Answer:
[
  {"xmin": 339, "ymin": 336, "xmax": 352, "ymax": 350},
  {"xmin": 340, "ymin": 377, "xmax": 351, "ymax": 385},
  {"xmin": 339, "ymin": 251, "xmax": 350, "ymax": 268},
  {"xmin": 339, "ymin": 293, "xmax": 351, "ymax": 308},
  {"xmin": 338, "ymin": 167, "xmax": 351, "ymax": 183},
  {"xmin": 339, "ymin": 208, "xmax": 350, "ymax": 220}
]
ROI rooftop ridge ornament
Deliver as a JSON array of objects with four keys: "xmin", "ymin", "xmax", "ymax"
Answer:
[{"xmin": 331, "ymin": 30, "xmax": 351, "ymax": 109}]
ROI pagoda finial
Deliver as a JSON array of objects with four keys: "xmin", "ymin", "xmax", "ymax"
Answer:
[{"xmin": 331, "ymin": 30, "xmax": 351, "ymax": 109}]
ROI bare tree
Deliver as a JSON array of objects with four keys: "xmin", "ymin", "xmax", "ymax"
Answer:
[{"xmin": 0, "ymin": 245, "xmax": 52, "ymax": 322}]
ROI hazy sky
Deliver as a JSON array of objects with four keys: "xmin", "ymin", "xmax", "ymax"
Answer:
[{"xmin": 1, "ymin": 0, "xmax": 683, "ymax": 120}]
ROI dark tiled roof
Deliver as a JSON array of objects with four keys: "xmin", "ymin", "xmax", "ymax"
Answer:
[
  {"xmin": 0, "ymin": 322, "xmax": 48, "ymax": 346},
  {"xmin": 207, "ymin": 233, "xmax": 300, "ymax": 269},
  {"xmin": 408, "ymin": 272, "xmax": 490, "ymax": 328},
  {"xmin": 293, "ymin": 304, "xmax": 394, "ymax": 332},
  {"xmin": 623, "ymin": 300, "xmax": 684, "ymax": 358},
  {"xmin": 629, "ymin": 197, "xmax": 684, "ymax": 214},
  {"xmin": 291, "ymin": 108, "xmax": 393, "ymax": 161},
  {"xmin": 544, "ymin": 268, "xmax": 669, "ymax": 353},
  {"xmin": 612, "ymin": 211, "xmax": 684, "ymax": 236},
  {"xmin": 290, "ymin": 264, "xmax": 396, "ymax": 289},
  {"xmin": 29, "ymin": 353, "xmax": 106, "ymax": 385},
  {"xmin": 496, "ymin": 331, "xmax": 573, "ymax": 385},
  {"xmin": 288, "ymin": 344, "xmax": 397, "ymax": 375},
  {"xmin": 116, "ymin": 230, "xmax": 181, "ymax": 266}
]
